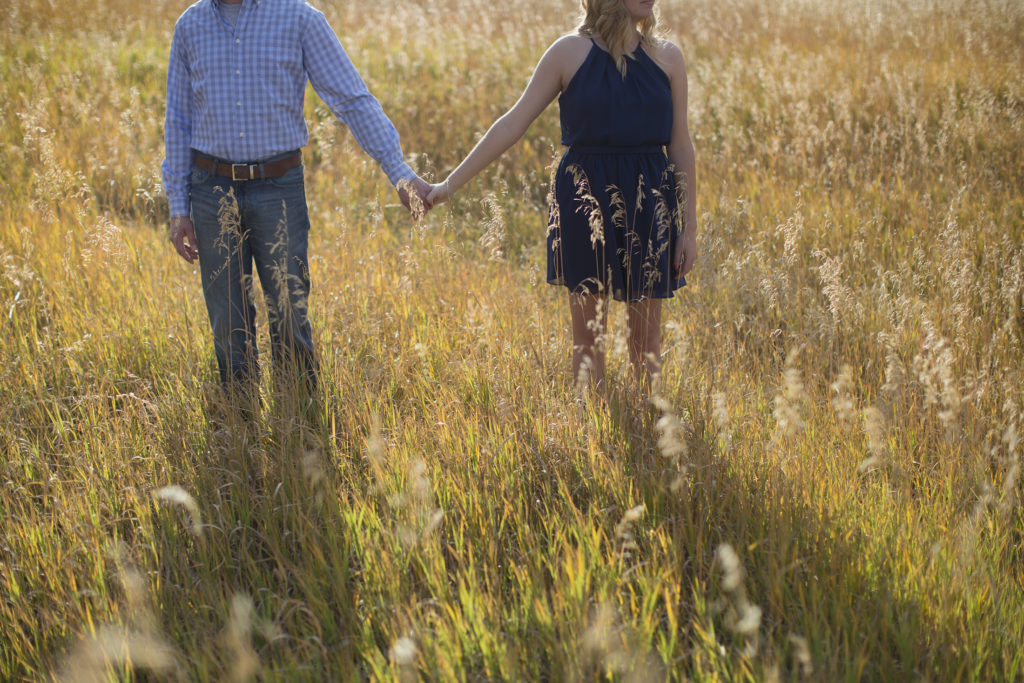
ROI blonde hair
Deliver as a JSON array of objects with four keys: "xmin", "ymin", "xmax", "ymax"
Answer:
[{"xmin": 577, "ymin": 0, "xmax": 657, "ymax": 76}]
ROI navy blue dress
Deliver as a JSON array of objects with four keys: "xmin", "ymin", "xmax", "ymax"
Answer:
[{"xmin": 547, "ymin": 39, "xmax": 685, "ymax": 301}]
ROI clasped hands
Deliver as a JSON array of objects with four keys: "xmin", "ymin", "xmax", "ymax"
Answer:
[{"xmin": 395, "ymin": 176, "xmax": 456, "ymax": 219}]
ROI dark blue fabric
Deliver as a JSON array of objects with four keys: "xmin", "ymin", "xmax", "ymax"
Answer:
[{"xmin": 547, "ymin": 40, "xmax": 685, "ymax": 301}]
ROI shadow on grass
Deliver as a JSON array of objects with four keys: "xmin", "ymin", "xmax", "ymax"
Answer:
[
  {"xmin": 150, "ymin": 381, "xmax": 364, "ymax": 679},
  {"xmin": 592, "ymin": 390, "xmax": 1020, "ymax": 681}
]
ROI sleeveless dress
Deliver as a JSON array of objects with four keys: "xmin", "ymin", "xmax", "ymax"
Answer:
[{"xmin": 546, "ymin": 39, "xmax": 685, "ymax": 301}]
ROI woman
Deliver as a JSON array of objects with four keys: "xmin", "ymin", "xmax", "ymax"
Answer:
[{"xmin": 427, "ymin": 0, "xmax": 697, "ymax": 394}]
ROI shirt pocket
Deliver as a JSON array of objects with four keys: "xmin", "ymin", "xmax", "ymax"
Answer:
[{"xmin": 258, "ymin": 42, "xmax": 304, "ymax": 110}]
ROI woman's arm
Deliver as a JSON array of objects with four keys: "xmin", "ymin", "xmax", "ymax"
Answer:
[
  {"xmin": 427, "ymin": 37, "xmax": 582, "ymax": 204},
  {"xmin": 662, "ymin": 42, "xmax": 698, "ymax": 279}
]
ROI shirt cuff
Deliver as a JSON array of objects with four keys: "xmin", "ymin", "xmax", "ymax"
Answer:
[
  {"xmin": 382, "ymin": 159, "xmax": 417, "ymax": 188},
  {"xmin": 168, "ymin": 196, "xmax": 190, "ymax": 220}
]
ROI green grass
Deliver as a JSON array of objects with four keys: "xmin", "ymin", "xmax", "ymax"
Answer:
[{"xmin": 1, "ymin": 0, "xmax": 1023, "ymax": 679}]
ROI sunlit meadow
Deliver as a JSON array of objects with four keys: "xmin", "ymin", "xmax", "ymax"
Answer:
[{"xmin": 1, "ymin": 0, "xmax": 1023, "ymax": 679}]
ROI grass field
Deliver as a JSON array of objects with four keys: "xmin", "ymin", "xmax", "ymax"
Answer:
[{"xmin": 2, "ymin": 0, "xmax": 1023, "ymax": 679}]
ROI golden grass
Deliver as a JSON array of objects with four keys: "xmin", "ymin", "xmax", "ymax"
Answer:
[{"xmin": 1, "ymin": 0, "xmax": 1023, "ymax": 679}]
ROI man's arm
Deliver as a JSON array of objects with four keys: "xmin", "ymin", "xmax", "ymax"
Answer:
[
  {"xmin": 161, "ymin": 23, "xmax": 199, "ymax": 261},
  {"xmin": 300, "ymin": 9, "xmax": 429, "ymax": 209}
]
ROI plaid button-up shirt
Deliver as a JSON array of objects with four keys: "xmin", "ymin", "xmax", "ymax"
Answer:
[{"xmin": 161, "ymin": 0, "xmax": 416, "ymax": 217}]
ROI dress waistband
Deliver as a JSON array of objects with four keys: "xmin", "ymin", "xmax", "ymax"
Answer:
[{"xmin": 567, "ymin": 145, "xmax": 664, "ymax": 155}]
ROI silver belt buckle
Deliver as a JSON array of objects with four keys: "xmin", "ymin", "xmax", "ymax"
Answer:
[{"xmin": 231, "ymin": 163, "xmax": 255, "ymax": 181}]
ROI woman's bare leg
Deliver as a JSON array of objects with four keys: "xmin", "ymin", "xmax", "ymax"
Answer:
[
  {"xmin": 627, "ymin": 298, "xmax": 662, "ymax": 396},
  {"xmin": 569, "ymin": 293, "xmax": 609, "ymax": 393}
]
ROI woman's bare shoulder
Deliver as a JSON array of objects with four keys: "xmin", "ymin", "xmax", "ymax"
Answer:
[
  {"xmin": 547, "ymin": 33, "xmax": 595, "ymax": 57},
  {"xmin": 647, "ymin": 37, "xmax": 687, "ymax": 76}
]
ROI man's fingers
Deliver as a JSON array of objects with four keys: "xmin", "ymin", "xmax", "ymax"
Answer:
[
  {"xmin": 168, "ymin": 217, "xmax": 198, "ymax": 262},
  {"xmin": 174, "ymin": 238, "xmax": 196, "ymax": 263}
]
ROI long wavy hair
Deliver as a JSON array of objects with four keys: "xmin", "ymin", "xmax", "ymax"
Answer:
[{"xmin": 577, "ymin": 0, "xmax": 657, "ymax": 76}]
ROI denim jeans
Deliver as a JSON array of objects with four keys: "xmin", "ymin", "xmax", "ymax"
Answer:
[{"xmin": 189, "ymin": 153, "xmax": 317, "ymax": 394}]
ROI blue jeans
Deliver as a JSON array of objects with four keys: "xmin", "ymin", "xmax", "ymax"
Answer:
[{"xmin": 189, "ymin": 154, "xmax": 317, "ymax": 393}]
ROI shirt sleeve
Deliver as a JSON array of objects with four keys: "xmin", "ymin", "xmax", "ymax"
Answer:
[
  {"xmin": 301, "ymin": 9, "xmax": 416, "ymax": 187},
  {"xmin": 161, "ymin": 21, "xmax": 193, "ymax": 219}
]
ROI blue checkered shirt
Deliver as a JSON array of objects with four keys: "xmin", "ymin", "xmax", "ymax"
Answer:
[{"xmin": 161, "ymin": 0, "xmax": 416, "ymax": 217}]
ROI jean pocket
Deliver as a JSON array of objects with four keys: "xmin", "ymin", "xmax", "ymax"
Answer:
[
  {"xmin": 189, "ymin": 166, "xmax": 211, "ymax": 185},
  {"xmin": 267, "ymin": 164, "xmax": 304, "ymax": 189}
]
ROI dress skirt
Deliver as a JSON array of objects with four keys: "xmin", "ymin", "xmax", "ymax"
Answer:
[{"xmin": 546, "ymin": 145, "xmax": 686, "ymax": 302}]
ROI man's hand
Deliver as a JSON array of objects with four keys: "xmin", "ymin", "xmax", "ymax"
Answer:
[
  {"xmin": 169, "ymin": 216, "xmax": 199, "ymax": 263},
  {"xmin": 397, "ymin": 176, "xmax": 433, "ymax": 219}
]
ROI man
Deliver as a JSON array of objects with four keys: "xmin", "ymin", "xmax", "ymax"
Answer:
[{"xmin": 161, "ymin": 0, "xmax": 429, "ymax": 403}]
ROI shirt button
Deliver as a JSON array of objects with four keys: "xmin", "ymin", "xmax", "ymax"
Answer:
[
  {"xmin": 235, "ymin": 38, "xmax": 240, "ymax": 44},
  {"xmin": 239, "ymin": 132, "xmax": 244, "ymax": 138},
  {"xmin": 235, "ymin": 69, "xmax": 240, "ymax": 75},
  {"xmin": 236, "ymin": 101, "xmax": 242, "ymax": 106}
]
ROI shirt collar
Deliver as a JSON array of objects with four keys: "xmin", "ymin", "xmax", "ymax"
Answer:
[{"xmin": 211, "ymin": 0, "xmax": 251, "ymax": 11}]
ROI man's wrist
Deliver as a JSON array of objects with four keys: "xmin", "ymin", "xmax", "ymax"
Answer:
[{"xmin": 386, "ymin": 161, "xmax": 417, "ymax": 188}]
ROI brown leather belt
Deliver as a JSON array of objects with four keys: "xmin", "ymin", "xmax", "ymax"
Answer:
[{"xmin": 193, "ymin": 151, "xmax": 302, "ymax": 181}]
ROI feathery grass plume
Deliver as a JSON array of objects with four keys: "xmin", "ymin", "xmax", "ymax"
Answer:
[
  {"xmin": 879, "ymin": 333, "xmax": 906, "ymax": 398},
  {"xmin": 397, "ymin": 177, "xmax": 427, "ymax": 220},
  {"xmin": 389, "ymin": 635, "xmax": 418, "ymax": 682},
  {"xmin": 912, "ymin": 317, "xmax": 962, "ymax": 436},
  {"xmin": 479, "ymin": 190, "xmax": 507, "ymax": 261},
  {"xmin": 716, "ymin": 543, "xmax": 745, "ymax": 593},
  {"xmin": 714, "ymin": 543, "xmax": 763, "ymax": 656},
  {"xmin": 222, "ymin": 593, "xmax": 260, "ymax": 683},
  {"xmin": 81, "ymin": 216, "xmax": 127, "ymax": 266},
  {"xmin": 300, "ymin": 430, "xmax": 326, "ymax": 491},
  {"xmin": 711, "ymin": 390, "xmax": 731, "ymax": 446},
  {"xmin": 566, "ymin": 164, "xmax": 606, "ymax": 249},
  {"xmin": 545, "ymin": 154, "xmax": 563, "ymax": 276},
  {"xmin": 58, "ymin": 628, "xmax": 183, "ymax": 683},
  {"xmin": 615, "ymin": 504, "xmax": 645, "ymax": 562},
  {"xmin": 110, "ymin": 547, "xmax": 158, "ymax": 635},
  {"xmin": 830, "ymin": 364, "xmax": 856, "ymax": 423},
  {"xmin": 775, "ymin": 200, "xmax": 804, "ymax": 266},
  {"xmin": 997, "ymin": 417, "xmax": 1021, "ymax": 517},
  {"xmin": 610, "ymin": 325, "xmax": 629, "ymax": 362},
  {"xmin": 858, "ymin": 406, "xmax": 888, "ymax": 474},
  {"xmin": 581, "ymin": 603, "xmax": 661, "ymax": 681},
  {"xmin": 772, "ymin": 347, "xmax": 806, "ymax": 440},
  {"xmin": 814, "ymin": 249, "xmax": 863, "ymax": 330},
  {"xmin": 206, "ymin": 186, "xmax": 244, "ymax": 285},
  {"xmin": 152, "ymin": 485, "xmax": 202, "ymax": 537},
  {"xmin": 949, "ymin": 482, "xmax": 996, "ymax": 590},
  {"xmin": 574, "ymin": 295, "xmax": 607, "ymax": 393},
  {"xmin": 365, "ymin": 415, "xmax": 388, "ymax": 490},
  {"xmin": 267, "ymin": 200, "xmax": 296, "ymax": 334},
  {"xmin": 581, "ymin": 603, "xmax": 621, "ymax": 672},
  {"xmin": 575, "ymin": 353, "xmax": 597, "ymax": 395},
  {"xmin": 59, "ymin": 548, "xmax": 183, "ymax": 682},
  {"xmin": 608, "ymin": 184, "xmax": 628, "ymax": 235},
  {"xmin": 397, "ymin": 459, "xmax": 444, "ymax": 548},
  {"xmin": 788, "ymin": 633, "xmax": 814, "ymax": 679},
  {"xmin": 651, "ymin": 395, "xmax": 689, "ymax": 492}
]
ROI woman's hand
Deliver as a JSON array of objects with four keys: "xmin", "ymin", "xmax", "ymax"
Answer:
[
  {"xmin": 673, "ymin": 226, "xmax": 697, "ymax": 280},
  {"xmin": 426, "ymin": 180, "xmax": 454, "ymax": 207}
]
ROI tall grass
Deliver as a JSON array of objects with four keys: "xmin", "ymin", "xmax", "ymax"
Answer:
[{"xmin": 1, "ymin": 0, "xmax": 1022, "ymax": 679}]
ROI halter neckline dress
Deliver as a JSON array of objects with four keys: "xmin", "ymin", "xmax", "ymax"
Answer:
[{"xmin": 547, "ymin": 38, "xmax": 685, "ymax": 301}]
